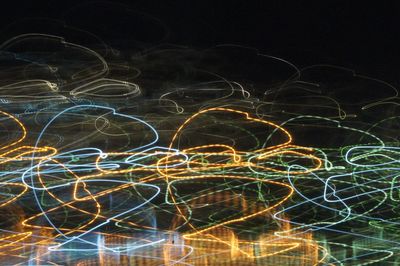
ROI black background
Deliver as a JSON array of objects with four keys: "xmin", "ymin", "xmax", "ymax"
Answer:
[{"xmin": 0, "ymin": 0, "xmax": 399, "ymax": 85}]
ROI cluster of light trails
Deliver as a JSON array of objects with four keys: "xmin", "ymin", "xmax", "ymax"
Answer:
[{"xmin": 0, "ymin": 33, "xmax": 398, "ymax": 265}]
